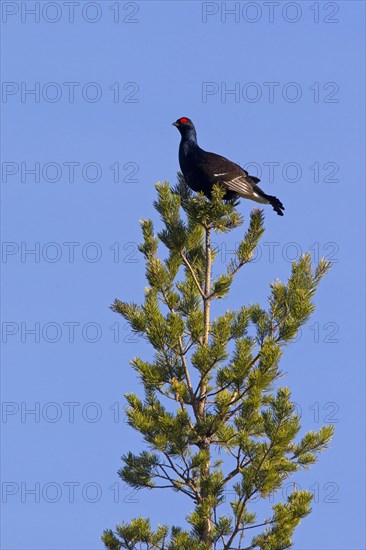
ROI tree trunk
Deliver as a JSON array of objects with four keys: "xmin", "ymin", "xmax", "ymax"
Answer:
[{"xmin": 201, "ymin": 226, "xmax": 212, "ymax": 549}]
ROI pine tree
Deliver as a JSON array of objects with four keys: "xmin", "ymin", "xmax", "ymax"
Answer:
[{"xmin": 102, "ymin": 176, "xmax": 333, "ymax": 550}]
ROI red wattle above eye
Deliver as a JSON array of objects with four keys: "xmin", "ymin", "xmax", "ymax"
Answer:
[{"xmin": 179, "ymin": 117, "xmax": 188, "ymax": 123}]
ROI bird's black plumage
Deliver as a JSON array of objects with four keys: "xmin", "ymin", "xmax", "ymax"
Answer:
[{"xmin": 173, "ymin": 117, "xmax": 284, "ymax": 216}]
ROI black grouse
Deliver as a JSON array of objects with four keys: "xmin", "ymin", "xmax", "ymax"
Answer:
[{"xmin": 173, "ymin": 117, "xmax": 284, "ymax": 216}]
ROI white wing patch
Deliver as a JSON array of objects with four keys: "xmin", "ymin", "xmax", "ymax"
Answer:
[
  {"xmin": 224, "ymin": 175, "xmax": 269, "ymax": 204},
  {"xmin": 212, "ymin": 172, "xmax": 269, "ymax": 204},
  {"xmin": 224, "ymin": 175, "xmax": 254, "ymax": 196}
]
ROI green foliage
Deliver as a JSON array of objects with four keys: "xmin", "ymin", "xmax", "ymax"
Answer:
[
  {"xmin": 102, "ymin": 518, "xmax": 169, "ymax": 550},
  {"xmin": 103, "ymin": 176, "xmax": 333, "ymax": 550},
  {"xmin": 252, "ymin": 491, "xmax": 313, "ymax": 550}
]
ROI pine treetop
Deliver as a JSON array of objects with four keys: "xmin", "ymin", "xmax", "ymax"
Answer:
[{"xmin": 102, "ymin": 177, "xmax": 333, "ymax": 550}]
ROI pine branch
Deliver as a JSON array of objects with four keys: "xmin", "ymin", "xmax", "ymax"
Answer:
[
  {"xmin": 161, "ymin": 451, "xmax": 200, "ymax": 502},
  {"xmin": 159, "ymin": 285, "xmax": 197, "ymax": 419},
  {"xmin": 180, "ymin": 251, "xmax": 205, "ymax": 298}
]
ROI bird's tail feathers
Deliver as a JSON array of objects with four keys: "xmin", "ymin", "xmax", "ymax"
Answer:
[
  {"xmin": 264, "ymin": 194, "xmax": 285, "ymax": 216},
  {"xmin": 254, "ymin": 185, "xmax": 285, "ymax": 216}
]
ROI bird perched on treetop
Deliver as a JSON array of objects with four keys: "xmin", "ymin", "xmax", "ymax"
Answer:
[{"xmin": 173, "ymin": 117, "xmax": 285, "ymax": 216}]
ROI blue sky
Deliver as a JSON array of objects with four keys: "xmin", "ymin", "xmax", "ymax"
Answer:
[{"xmin": 1, "ymin": 1, "xmax": 365, "ymax": 548}]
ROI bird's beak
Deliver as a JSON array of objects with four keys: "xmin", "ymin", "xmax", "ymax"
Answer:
[{"xmin": 172, "ymin": 121, "xmax": 179, "ymax": 127}]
